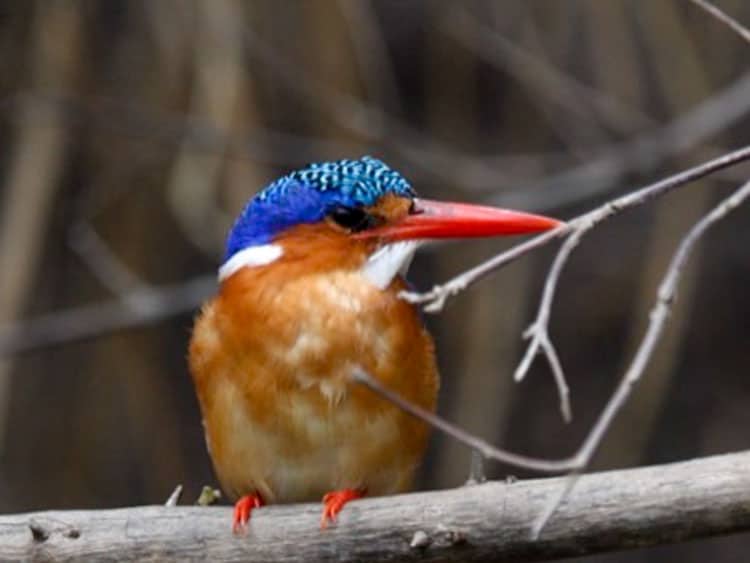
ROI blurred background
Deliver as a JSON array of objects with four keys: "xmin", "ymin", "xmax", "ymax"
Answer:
[{"xmin": 0, "ymin": 1, "xmax": 749, "ymax": 561}]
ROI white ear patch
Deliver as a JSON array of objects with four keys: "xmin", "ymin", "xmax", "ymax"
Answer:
[
  {"xmin": 361, "ymin": 240, "xmax": 422, "ymax": 289},
  {"xmin": 218, "ymin": 244, "xmax": 283, "ymax": 282}
]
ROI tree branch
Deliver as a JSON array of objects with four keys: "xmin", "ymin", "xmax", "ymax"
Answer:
[
  {"xmin": 688, "ymin": 0, "xmax": 750, "ymax": 45},
  {"xmin": 401, "ymin": 144, "xmax": 750, "ymax": 312},
  {"xmin": 3, "ymin": 451, "xmax": 749, "ymax": 562},
  {"xmin": 395, "ymin": 154, "xmax": 750, "ymax": 538},
  {"xmin": 0, "ymin": 275, "xmax": 215, "ymax": 356}
]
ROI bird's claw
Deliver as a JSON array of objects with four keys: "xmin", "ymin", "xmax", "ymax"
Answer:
[
  {"xmin": 320, "ymin": 488, "xmax": 365, "ymax": 529},
  {"xmin": 232, "ymin": 493, "xmax": 264, "ymax": 534}
]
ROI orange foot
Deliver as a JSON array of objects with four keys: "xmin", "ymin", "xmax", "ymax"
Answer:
[
  {"xmin": 320, "ymin": 488, "xmax": 366, "ymax": 529},
  {"xmin": 232, "ymin": 493, "xmax": 264, "ymax": 534}
]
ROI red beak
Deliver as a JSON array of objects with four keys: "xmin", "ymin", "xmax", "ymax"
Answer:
[{"xmin": 358, "ymin": 198, "xmax": 563, "ymax": 241}]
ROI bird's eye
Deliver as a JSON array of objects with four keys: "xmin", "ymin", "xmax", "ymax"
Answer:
[{"xmin": 328, "ymin": 206, "xmax": 377, "ymax": 233}]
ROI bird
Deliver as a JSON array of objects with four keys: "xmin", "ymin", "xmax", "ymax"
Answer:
[{"xmin": 188, "ymin": 156, "xmax": 561, "ymax": 532}]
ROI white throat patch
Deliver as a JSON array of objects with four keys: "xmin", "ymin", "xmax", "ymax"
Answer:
[
  {"xmin": 218, "ymin": 244, "xmax": 283, "ymax": 282},
  {"xmin": 361, "ymin": 240, "xmax": 422, "ymax": 289}
]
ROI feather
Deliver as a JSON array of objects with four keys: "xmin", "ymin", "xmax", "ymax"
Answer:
[{"xmin": 361, "ymin": 240, "xmax": 422, "ymax": 289}]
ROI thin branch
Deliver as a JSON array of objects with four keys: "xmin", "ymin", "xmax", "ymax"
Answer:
[
  {"xmin": 530, "ymin": 176, "xmax": 750, "ymax": 535},
  {"xmin": 402, "ymin": 144, "xmax": 750, "ymax": 312},
  {"xmin": 338, "ymin": 0, "xmax": 403, "ymax": 113},
  {"xmin": 513, "ymin": 229, "xmax": 586, "ymax": 422},
  {"xmin": 2, "ymin": 451, "xmax": 750, "ymax": 561},
  {"xmin": 68, "ymin": 222, "xmax": 149, "ymax": 299},
  {"xmin": 446, "ymin": 7, "xmax": 652, "ymax": 138},
  {"xmin": 240, "ymin": 26, "xmax": 523, "ymax": 191},
  {"xmin": 164, "ymin": 485, "xmax": 183, "ymax": 507},
  {"xmin": 398, "ymin": 173, "xmax": 750, "ymax": 537},
  {"xmin": 383, "ymin": 155, "xmax": 750, "ymax": 538},
  {"xmin": 9, "ymin": 92, "xmax": 355, "ymax": 168},
  {"xmin": 496, "ymin": 70, "xmax": 750, "ymax": 211},
  {"xmin": 0, "ymin": 275, "xmax": 215, "ymax": 356},
  {"xmin": 352, "ymin": 369, "xmax": 574, "ymax": 474},
  {"xmin": 578, "ymin": 176, "xmax": 750, "ymax": 471},
  {"xmin": 688, "ymin": 0, "xmax": 750, "ymax": 44}
]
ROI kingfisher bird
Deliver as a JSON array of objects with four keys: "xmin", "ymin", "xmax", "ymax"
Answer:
[{"xmin": 188, "ymin": 156, "xmax": 561, "ymax": 532}]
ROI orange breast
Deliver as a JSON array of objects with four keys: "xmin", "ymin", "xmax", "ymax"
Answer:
[{"xmin": 188, "ymin": 251, "xmax": 439, "ymax": 503}]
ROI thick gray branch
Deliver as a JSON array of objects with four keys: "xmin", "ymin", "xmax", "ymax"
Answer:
[{"xmin": 3, "ymin": 450, "xmax": 750, "ymax": 562}]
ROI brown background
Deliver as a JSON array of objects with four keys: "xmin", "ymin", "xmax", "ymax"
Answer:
[{"xmin": 1, "ymin": 2, "xmax": 749, "ymax": 561}]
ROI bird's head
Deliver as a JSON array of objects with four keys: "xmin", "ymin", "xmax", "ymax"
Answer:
[{"xmin": 219, "ymin": 156, "xmax": 562, "ymax": 288}]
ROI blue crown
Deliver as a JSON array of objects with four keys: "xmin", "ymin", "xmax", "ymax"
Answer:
[{"xmin": 224, "ymin": 156, "xmax": 415, "ymax": 261}]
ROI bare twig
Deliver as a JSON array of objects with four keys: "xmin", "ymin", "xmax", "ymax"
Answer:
[
  {"xmin": 530, "ymin": 176, "xmax": 750, "ymax": 535},
  {"xmin": 241, "ymin": 26, "xmax": 523, "ymax": 191},
  {"xmin": 338, "ymin": 0, "xmax": 403, "ymax": 113},
  {"xmin": 402, "ymin": 144, "xmax": 750, "ymax": 312},
  {"xmin": 577, "ymin": 182, "xmax": 749, "ymax": 455},
  {"xmin": 465, "ymin": 449, "xmax": 487, "ymax": 486},
  {"xmin": 512, "ymin": 2, "xmax": 744, "ymax": 437},
  {"xmin": 0, "ymin": 275, "xmax": 215, "ymax": 356},
  {"xmin": 352, "ymin": 369, "xmax": 574, "ymax": 474},
  {"xmin": 449, "ymin": 8, "xmax": 609, "ymax": 153},
  {"xmin": 446, "ymin": 7, "xmax": 652, "ymax": 138},
  {"xmin": 497, "ymin": 174, "xmax": 746, "ymax": 534},
  {"xmin": 512, "ymin": 229, "xmax": 584, "ymax": 423},
  {"xmin": 10, "ymin": 91, "xmax": 355, "ymax": 169},
  {"xmin": 688, "ymin": 0, "xmax": 750, "ymax": 45},
  {"xmin": 497, "ymin": 70, "xmax": 750, "ymax": 211},
  {"xmin": 68, "ymin": 222, "xmax": 149, "ymax": 299},
  {"xmin": 378, "ymin": 154, "xmax": 750, "ymax": 538},
  {"xmin": 586, "ymin": 0, "xmax": 720, "ymax": 471},
  {"xmin": 164, "ymin": 485, "xmax": 183, "ymax": 507}
]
